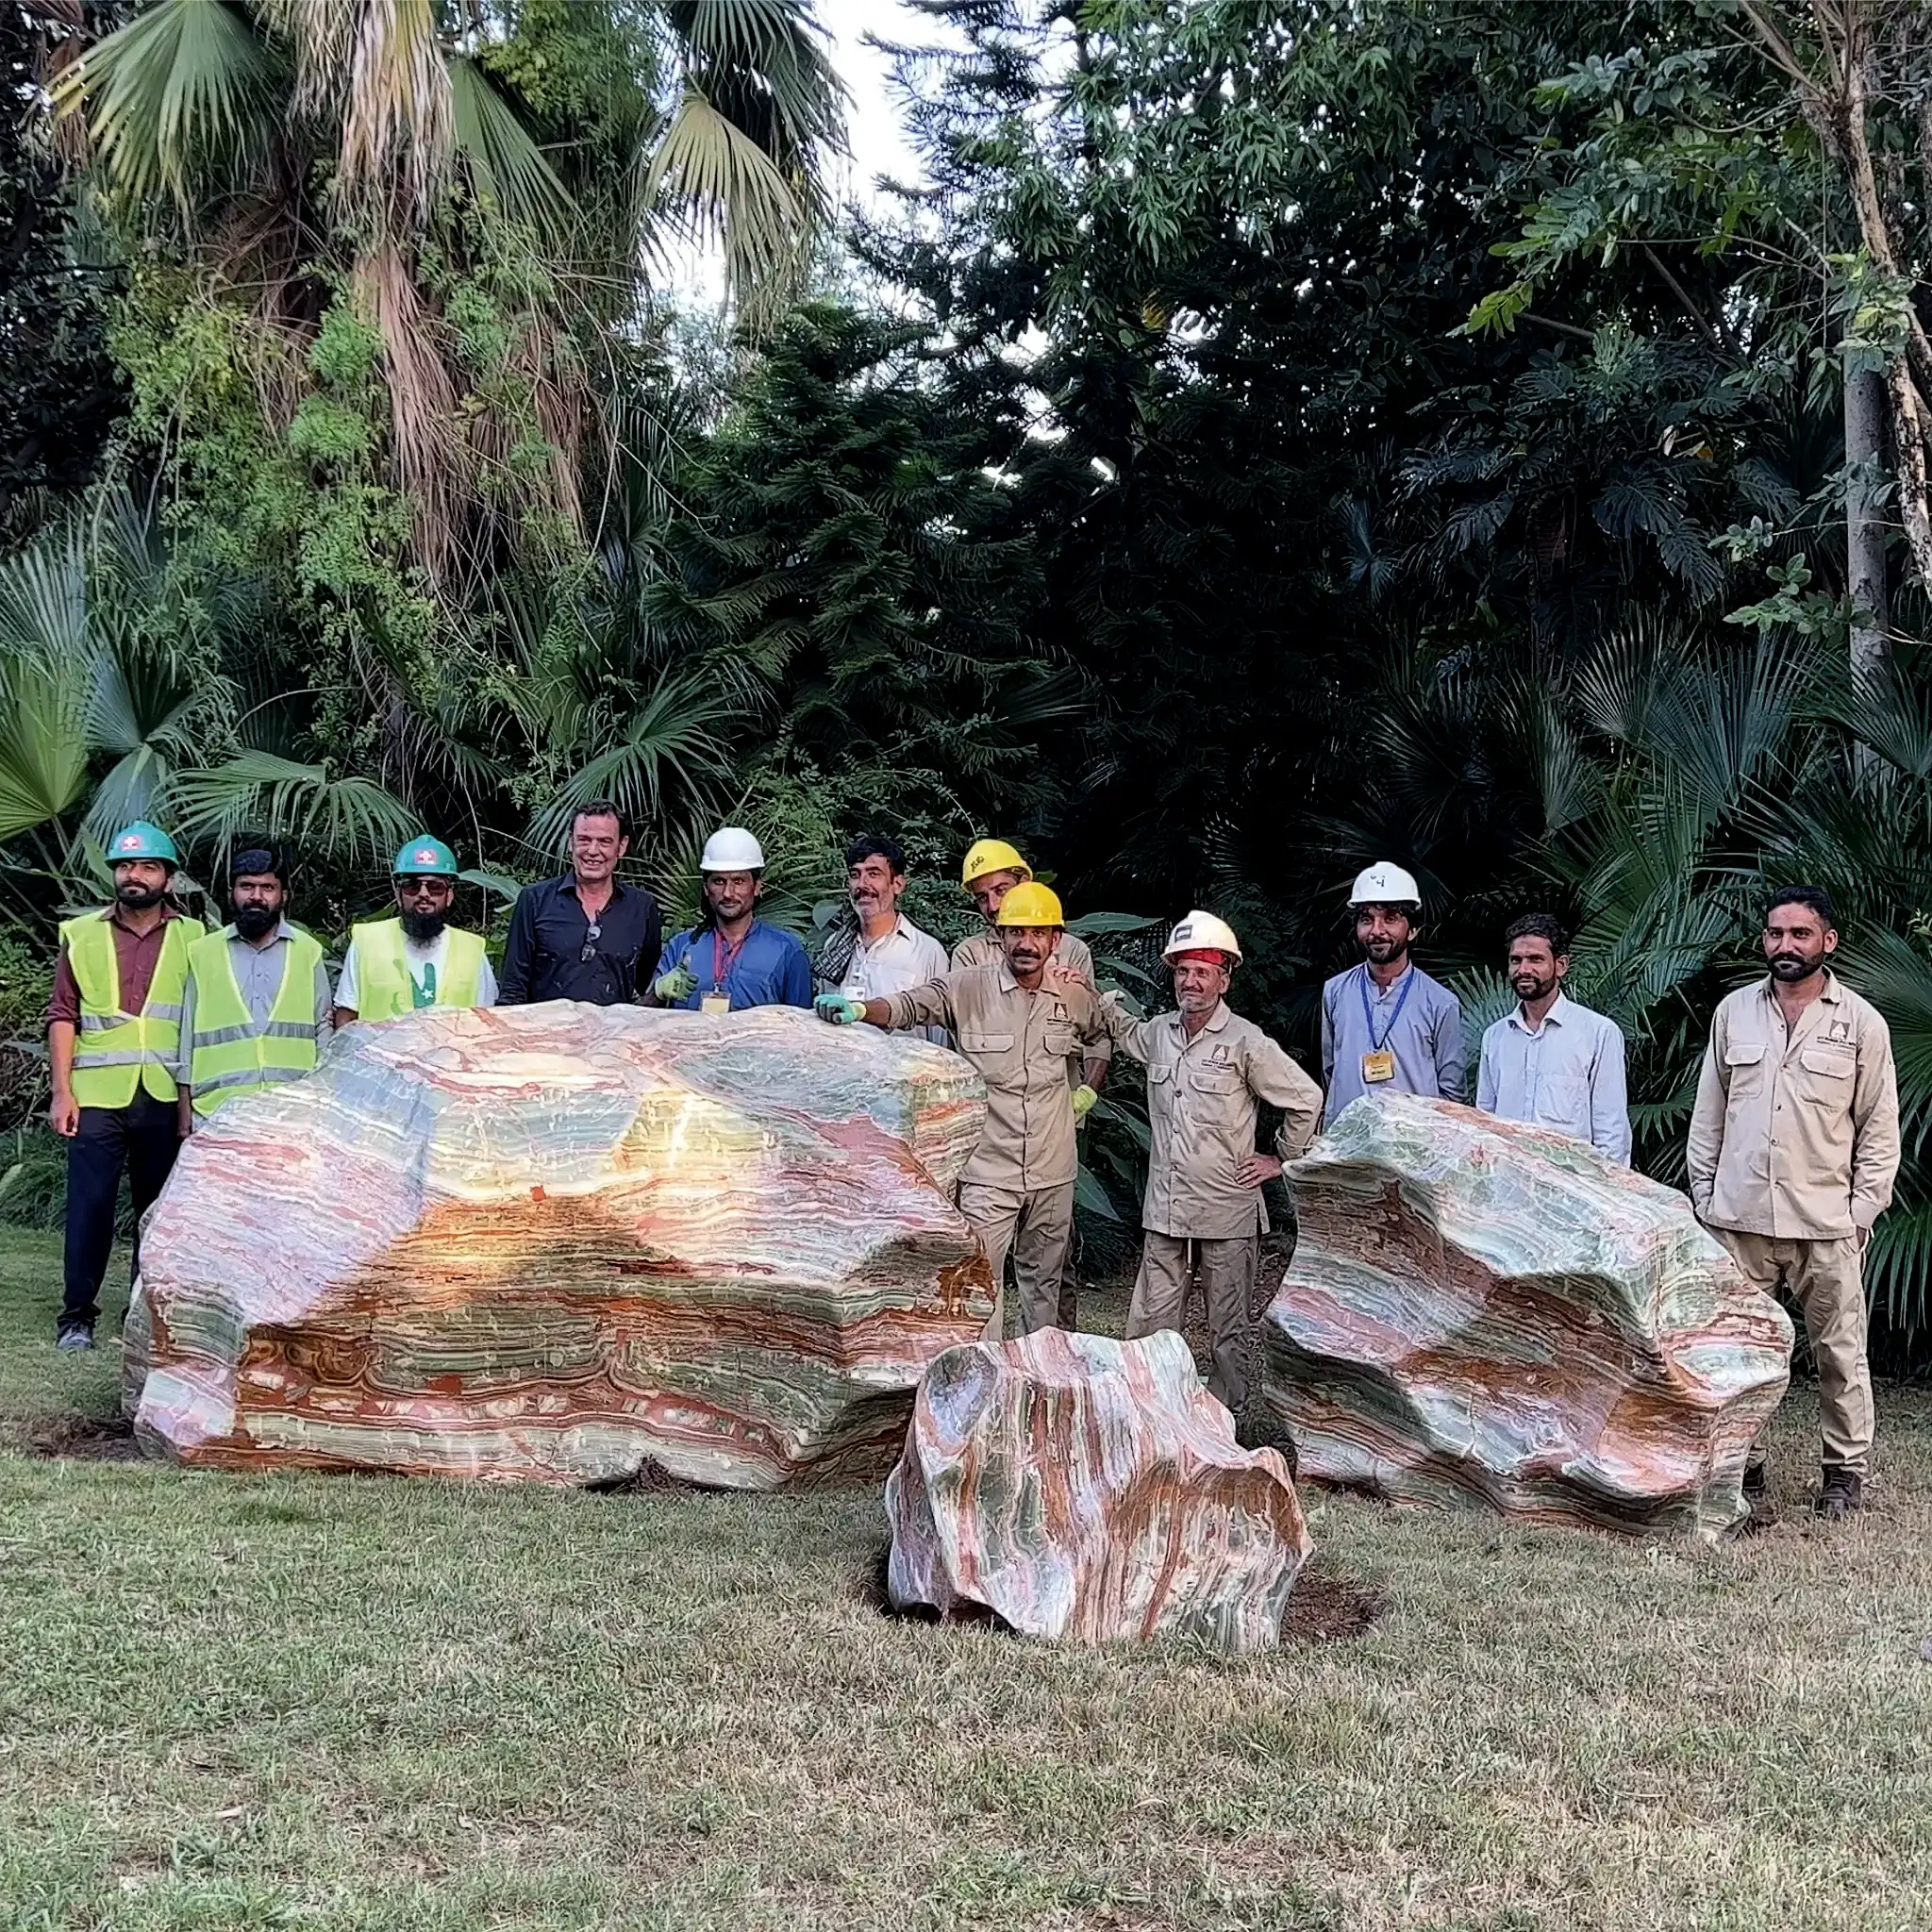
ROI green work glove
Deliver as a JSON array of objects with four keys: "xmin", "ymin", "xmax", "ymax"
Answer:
[
  {"xmin": 815, "ymin": 991, "xmax": 865, "ymax": 1026},
  {"xmin": 655, "ymin": 962, "xmax": 698, "ymax": 1005},
  {"xmin": 1072, "ymin": 1084, "xmax": 1099, "ymax": 1119}
]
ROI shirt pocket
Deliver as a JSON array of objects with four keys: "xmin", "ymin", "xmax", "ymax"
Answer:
[
  {"xmin": 1795, "ymin": 1044, "xmax": 1856, "ymax": 1108},
  {"xmin": 1535, "ymin": 1074, "xmax": 1590, "ymax": 1124},
  {"xmin": 959, "ymin": 1030, "xmax": 1017, "ymax": 1074},
  {"xmin": 1723, "ymin": 1040, "xmax": 1767, "ymax": 1093}
]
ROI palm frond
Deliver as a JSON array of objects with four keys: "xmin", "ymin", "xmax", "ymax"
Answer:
[
  {"xmin": 164, "ymin": 752, "xmax": 418, "ymax": 866},
  {"xmin": 447, "ymin": 54, "xmax": 577, "ymax": 238}
]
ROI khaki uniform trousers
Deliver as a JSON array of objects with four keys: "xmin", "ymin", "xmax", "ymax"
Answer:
[
  {"xmin": 958, "ymin": 1180, "xmax": 1076, "ymax": 1341},
  {"xmin": 1714, "ymin": 1227, "xmax": 1873, "ymax": 1474},
  {"xmin": 1127, "ymin": 1231, "xmax": 1259, "ymax": 1414}
]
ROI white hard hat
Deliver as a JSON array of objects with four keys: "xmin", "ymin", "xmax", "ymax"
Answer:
[
  {"xmin": 1348, "ymin": 861, "xmax": 1421, "ymax": 908},
  {"xmin": 1164, "ymin": 909, "xmax": 1242, "ymax": 962},
  {"xmin": 699, "ymin": 826, "xmax": 766, "ymax": 873}
]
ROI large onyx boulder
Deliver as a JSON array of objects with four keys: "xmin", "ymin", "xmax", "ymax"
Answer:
[
  {"xmin": 886, "ymin": 1328, "xmax": 1313, "ymax": 1650},
  {"xmin": 1256, "ymin": 1094, "xmax": 1794, "ymax": 1538},
  {"xmin": 128, "ymin": 1003, "xmax": 991, "ymax": 1488}
]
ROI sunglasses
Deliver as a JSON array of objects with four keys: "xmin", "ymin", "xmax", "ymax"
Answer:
[{"xmin": 579, "ymin": 919, "xmax": 602, "ymax": 964}]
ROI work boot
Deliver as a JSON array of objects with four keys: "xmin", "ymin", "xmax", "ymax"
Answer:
[
  {"xmin": 1816, "ymin": 1467, "xmax": 1863, "ymax": 1520},
  {"xmin": 1742, "ymin": 1462, "xmax": 1767, "ymax": 1503},
  {"xmin": 55, "ymin": 1321, "xmax": 95, "ymax": 1353}
]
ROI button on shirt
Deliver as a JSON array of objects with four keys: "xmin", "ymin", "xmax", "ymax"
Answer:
[
  {"xmin": 1476, "ymin": 993, "xmax": 1630, "ymax": 1164},
  {"xmin": 841, "ymin": 915, "xmax": 951, "ymax": 1045},
  {"xmin": 498, "ymin": 876, "xmax": 662, "ymax": 1007},
  {"xmin": 1108, "ymin": 1001, "xmax": 1324, "ymax": 1238},
  {"xmin": 1687, "ymin": 974, "xmax": 1900, "ymax": 1241},
  {"xmin": 175, "ymin": 920, "xmax": 333, "ymax": 1087},
  {"xmin": 885, "ymin": 964, "xmax": 1118, "ymax": 1191},
  {"xmin": 948, "ymin": 929, "xmax": 1111, "ymax": 1067},
  {"xmin": 1321, "ymin": 962, "xmax": 1466, "ymax": 1115},
  {"xmin": 654, "ymin": 920, "xmax": 812, "ymax": 1010}
]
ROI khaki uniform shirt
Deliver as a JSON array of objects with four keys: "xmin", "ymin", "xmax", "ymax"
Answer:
[
  {"xmin": 1109, "ymin": 1002, "xmax": 1324, "ymax": 1238},
  {"xmin": 948, "ymin": 929, "xmax": 1110, "ymax": 1066},
  {"xmin": 1687, "ymin": 973, "xmax": 1899, "ymax": 1241},
  {"xmin": 886, "ymin": 964, "xmax": 1115, "ymax": 1191}
]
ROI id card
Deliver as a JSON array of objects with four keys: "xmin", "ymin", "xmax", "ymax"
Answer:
[
  {"xmin": 1361, "ymin": 1049, "xmax": 1395, "ymax": 1084},
  {"xmin": 700, "ymin": 990, "xmax": 731, "ymax": 1016}
]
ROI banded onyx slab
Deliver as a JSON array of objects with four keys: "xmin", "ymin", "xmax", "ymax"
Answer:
[
  {"xmin": 1257, "ymin": 1093, "xmax": 1794, "ymax": 1537},
  {"xmin": 886, "ymin": 1328, "xmax": 1313, "ymax": 1650},
  {"xmin": 129, "ymin": 1002, "xmax": 991, "ymax": 1487}
]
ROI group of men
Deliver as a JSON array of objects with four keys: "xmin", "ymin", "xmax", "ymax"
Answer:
[{"xmin": 45, "ymin": 811, "xmax": 1898, "ymax": 1519}]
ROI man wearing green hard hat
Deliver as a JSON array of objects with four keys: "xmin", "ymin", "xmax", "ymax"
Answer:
[
  {"xmin": 333, "ymin": 836, "xmax": 497, "ymax": 1026},
  {"xmin": 44, "ymin": 821, "xmax": 204, "ymax": 1350}
]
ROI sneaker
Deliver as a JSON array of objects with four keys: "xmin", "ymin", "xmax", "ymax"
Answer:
[
  {"xmin": 1816, "ymin": 1467, "xmax": 1863, "ymax": 1520},
  {"xmin": 55, "ymin": 1324, "xmax": 95, "ymax": 1353}
]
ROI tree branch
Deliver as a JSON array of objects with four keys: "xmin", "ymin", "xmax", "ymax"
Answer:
[{"xmin": 1640, "ymin": 243, "xmax": 1729, "ymax": 355}]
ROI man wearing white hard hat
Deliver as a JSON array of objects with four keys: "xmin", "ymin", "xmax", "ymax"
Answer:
[
  {"xmin": 1105, "ymin": 911, "xmax": 1324, "ymax": 1413},
  {"xmin": 648, "ymin": 827, "xmax": 812, "ymax": 1012},
  {"xmin": 1320, "ymin": 862, "xmax": 1465, "ymax": 1117}
]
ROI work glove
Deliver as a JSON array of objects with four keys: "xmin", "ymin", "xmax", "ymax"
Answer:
[
  {"xmin": 654, "ymin": 962, "xmax": 698, "ymax": 1005},
  {"xmin": 815, "ymin": 991, "xmax": 865, "ymax": 1026},
  {"xmin": 1071, "ymin": 1084, "xmax": 1099, "ymax": 1120}
]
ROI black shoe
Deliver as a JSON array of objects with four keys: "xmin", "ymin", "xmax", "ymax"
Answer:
[
  {"xmin": 55, "ymin": 1322, "xmax": 95, "ymax": 1353},
  {"xmin": 1816, "ymin": 1467, "xmax": 1863, "ymax": 1520},
  {"xmin": 1742, "ymin": 1463, "xmax": 1767, "ymax": 1502}
]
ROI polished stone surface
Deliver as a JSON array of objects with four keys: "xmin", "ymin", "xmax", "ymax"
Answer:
[
  {"xmin": 886, "ymin": 1328, "xmax": 1313, "ymax": 1649},
  {"xmin": 129, "ymin": 1003, "xmax": 991, "ymax": 1487},
  {"xmin": 1257, "ymin": 1094, "xmax": 1794, "ymax": 1537}
]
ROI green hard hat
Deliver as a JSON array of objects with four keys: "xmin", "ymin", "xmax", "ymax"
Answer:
[
  {"xmin": 108, "ymin": 821, "xmax": 179, "ymax": 866},
  {"xmin": 393, "ymin": 835, "xmax": 458, "ymax": 877}
]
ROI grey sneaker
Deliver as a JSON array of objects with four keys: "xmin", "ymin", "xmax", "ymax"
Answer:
[{"xmin": 55, "ymin": 1324, "xmax": 94, "ymax": 1352}]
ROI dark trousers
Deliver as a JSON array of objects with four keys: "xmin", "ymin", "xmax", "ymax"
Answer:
[{"xmin": 61, "ymin": 1093, "xmax": 181, "ymax": 1332}]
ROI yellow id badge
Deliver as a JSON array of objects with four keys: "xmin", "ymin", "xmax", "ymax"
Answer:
[
  {"xmin": 1361, "ymin": 1049, "xmax": 1395, "ymax": 1084},
  {"xmin": 700, "ymin": 991, "xmax": 731, "ymax": 1016}
]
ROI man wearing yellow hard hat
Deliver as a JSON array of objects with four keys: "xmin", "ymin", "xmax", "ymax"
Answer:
[
  {"xmin": 1106, "ymin": 911, "xmax": 1324, "ymax": 1416},
  {"xmin": 816, "ymin": 879, "xmax": 1119, "ymax": 1339}
]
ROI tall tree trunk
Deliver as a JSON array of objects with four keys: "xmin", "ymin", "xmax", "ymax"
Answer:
[{"xmin": 1845, "ymin": 362, "xmax": 1889, "ymax": 684}]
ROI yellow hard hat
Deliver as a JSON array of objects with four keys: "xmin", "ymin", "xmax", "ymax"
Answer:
[
  {"xmin": 961, "ymin": 838, "xmax": 1030, "ymax": 888},
  {"xmin": 995, "ymin": 880, "xmax": 1064, "ymax": 927}
]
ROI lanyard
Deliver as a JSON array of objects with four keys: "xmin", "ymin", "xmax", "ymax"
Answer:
[
  {"xmin": 1357, "ymin": 964, "xmax": 1415, "ymax": 1055},
  {"xmin": 708, "ymin": 924, "xmax": 750, "ymax": 988}
]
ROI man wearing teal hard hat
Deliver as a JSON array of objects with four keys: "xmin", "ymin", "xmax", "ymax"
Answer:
[
  {"xmin": 333, "ymin": 836, "xmax": 497, "ymax": 1026},
  {"xmin": 45, "ymin": 821, "xmax": 204, "ymax": 1349}
]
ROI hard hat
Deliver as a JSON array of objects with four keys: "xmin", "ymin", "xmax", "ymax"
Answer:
[
  {"xmin": 995, "ymin": 880, "xmax": 1064, "ymax": 927},
  {"xmin": 393, "ymin": 835, "xmax": 458, "ymax": 877},
  {"xmin": 1164, "ymin": 909, "xmax": 1242, "ymax": 963},
  {"xmin": 1348, "ymin": 861, "xmax": 1422, "ymax": 908},
  {"xmin": 961, "ymin": 838, "xmax": 1030, "ymax": 888},
  {"xmin": 108, "ymin": 822, "xmax": 179, "ymax": 866},
  {"xmin": 700, "ymin": 826, "xmax": 765, "ymax": 873}
]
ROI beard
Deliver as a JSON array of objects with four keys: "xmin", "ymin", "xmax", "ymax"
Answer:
[
  {"xmin": 1175, "ymin": 988, "xmax": 1220, "ymax": 1014},
  {"xmin": 232, "ymin": 904, "xmax": 278, "ymax": 941},
  {"xmin": 1769, "ymin": 950, "xmax": 1823, "ymax": 982},
  {"xmin": 1511, "ymin": 974, "xmax": 1557, "ymax": 1003},
  {"xmin": 115, "ymin": 880, "xmax": 164, "ymax": 910},
  {"xmin": 400, "ymin": 907, "xmax": 447, "ymax": 944}
]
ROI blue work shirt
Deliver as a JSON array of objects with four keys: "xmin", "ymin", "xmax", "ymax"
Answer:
[
  {"xmin": 1320, "ymin": 960, "xmax": 1466, "ymax": 1118},
  {"xmin": 654, "ymin": 920, "xmax": 812, "ymax": 1012}
]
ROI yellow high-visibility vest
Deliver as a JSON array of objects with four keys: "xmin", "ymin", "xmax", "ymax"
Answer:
[
  {"xmin": 60, "ymin": 911, "xmax": 205, "ymax": 1108},
  {"xmin": 186, "ymin": 925, "xmax": 324, "ymax": 1112},
  {"xmin": 348, "ymin": 919, "xmax": 486, "ymax": 1021}
]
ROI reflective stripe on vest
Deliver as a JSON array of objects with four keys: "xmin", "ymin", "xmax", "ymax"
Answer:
[
  {"xmin": 187, "ymin": 926, "xmax": 324, "ymax": 1112},
  {"xmin": 61, "ymin": 912, "xmax": 205, "ymax": 1108},
  {"xmin": 349, "ymin": 919, "xmax": 487, "ymax": 1022}
]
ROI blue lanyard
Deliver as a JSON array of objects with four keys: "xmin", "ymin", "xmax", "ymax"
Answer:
[{"xmin": 1357, "ymin": 964, "xmax": 1415, "ymax": 1054}]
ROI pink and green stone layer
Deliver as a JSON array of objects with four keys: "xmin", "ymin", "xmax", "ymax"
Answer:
[
  {"xmin": 1258, "ymin": 1094, "xmax": 1794, "ymax": 1538},
  {"xmin": 127, "ymin": 1003, "xmax": 991, "ymax": 1488}
]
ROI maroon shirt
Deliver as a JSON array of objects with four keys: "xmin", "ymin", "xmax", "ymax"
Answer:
[{"xmin": 46, "ymin": 907, "xmax": 191, "ymax": 1028}]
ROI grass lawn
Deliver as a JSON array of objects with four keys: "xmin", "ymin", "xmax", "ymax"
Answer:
[{"xmin": 4, "ymin": 1228, "xmax": 1931, "ymax": 1931}]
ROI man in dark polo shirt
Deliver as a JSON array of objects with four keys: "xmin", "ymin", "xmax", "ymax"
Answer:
[{"xmin": 498, "ymin": 800, "xmax": 662, "ymax": 1008}]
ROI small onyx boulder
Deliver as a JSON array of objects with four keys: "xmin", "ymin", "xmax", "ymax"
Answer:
[
  {"xmin": 130, "ymin": 1003, "xmax": 991, "ymax": 1488},
  {"xmin": 1257, "ymin": 1093, "xmax": 1794, "ymax": 1537},
  {"xmin": 886, "ymin": 1328, "xmax": 1313, "ymax": 1650}
]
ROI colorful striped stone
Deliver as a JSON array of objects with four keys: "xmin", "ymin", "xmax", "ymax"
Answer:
[
  {"xmin": 886, "ymin": 1329, "xmax": 1314, "ymax": 1649},
  {"xmin": 127, "ymin": 1003, "xmax": 992, "ymax": 1488},
  {"xmin": 1256, "ymin": 1094, "xmax": 1795, "ymax": 1538}
]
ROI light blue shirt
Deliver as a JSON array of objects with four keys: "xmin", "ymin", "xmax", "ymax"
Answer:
[
  {"xmin": 655, "ymin": 920, "xmax": 812, "ymax": 1011},
  {"xmin": 1477, "ymin": 992, "xmax": 1630, "ymax": 1164},
  {"xmin": 1321, "ymin": 962, "xmax": 1466, "ymax": 1116}
]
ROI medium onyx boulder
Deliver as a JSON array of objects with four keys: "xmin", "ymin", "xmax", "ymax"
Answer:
[
  {"xmin": 1257, "ymin": 1093, "xmax": 1794, "ymax": 1537},
  {"xmin": 886, "ymin": 1328, "xmax": 1313, "ymax": 1649},
  {"xmin": 129, "ymin": 1003, "xmax": 991, "ymax": 1488}
]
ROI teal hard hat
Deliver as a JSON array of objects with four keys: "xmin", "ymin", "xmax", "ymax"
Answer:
[
  {"xmin": 392, "ymin": 835, "xmax": 458, "ymax": 877},
  {"xmin": 108, "ymin": 821, "xmax": 179, "ymax": 866}
]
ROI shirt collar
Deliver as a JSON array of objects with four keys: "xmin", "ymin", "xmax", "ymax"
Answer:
[
  {"xmin": 1362, "ymin": 960, "xmax": 1415, "ymax": 998},
  {"xmin": 225, "ymin": 917, "xmax": 295, "ymax": 946},
  {"xmin": 859, "ymin": 913, "xmax": 912, "ymax": 949},
  {"xmin": 1167, "ymin": 1001, "xmax": 1230, "ymax": 1038},
  {"xmin": 563, "ymin": 875, "xmax": 626, "ymax": 903},
  {"xmin": 1507, "ymin": 991, "xmax": 1570, "ymax": 1034},
  {"xmin": 1757, "ymin": 969, "xmax": 1841, "ymax": 1003},
  {"xmin": 105, "ymin": 904, "xmax": 181, "ymax": 934}
]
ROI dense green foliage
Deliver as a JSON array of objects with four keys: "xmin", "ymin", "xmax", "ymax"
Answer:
[{"xmin": 5, "ymin": 0, "xmax": 1932, "ymax": 1357}]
